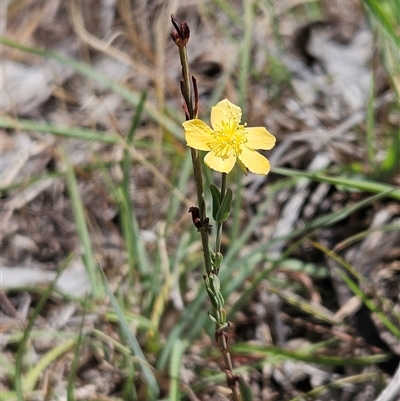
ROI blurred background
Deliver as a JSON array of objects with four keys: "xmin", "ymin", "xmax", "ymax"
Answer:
[{"xmin": 1, "ymin": 0, "xmax": 399, "ymax": 400}]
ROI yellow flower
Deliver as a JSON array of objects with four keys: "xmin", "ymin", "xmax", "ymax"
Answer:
[{"xmin": 182, "ymin": 99, "xmax": 276, "ymax": 174}]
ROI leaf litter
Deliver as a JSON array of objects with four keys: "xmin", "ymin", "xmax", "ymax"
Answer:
[{"xmin": 1, "ymin": 0, "xmax": 399, "ymax": 400}]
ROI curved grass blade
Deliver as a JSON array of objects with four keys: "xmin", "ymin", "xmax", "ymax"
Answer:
[
  {"xmin": 63, "ymin": 148, "xmax": 103, "ymax": 299},
  {"xmin": 14, "ymin": 253, "xmax": 74, "ymax": 400},
  {"xmin": 23, "ymin": 339, "xmax": 75, "ymax": 392},
  {"xmin": 100, "ymin": 268, "xmax": 159, "ymax": 399},
  {"xmin": 362, "ymin": 0, "xmax": 400, "ymax": 49},
  {"xmin": 0, "ymin": 36, "xmax": 182, "ymax": 140},
  {"xmin": 288, "ymin": 372, "xmax": 380, "ymax": 401},
  {"xmin": 273, "ymin": 167, "xmax": 400, "ymax": 200},
  {"xmin": 314, "ymin": 241, "xmax": 400, "ymax": 338},
  {"xmin": 0, "ymin": 116, "xmax": 118, "ymax": 144},
  {"xmin": 232, "ymin": 343, "xmax": 390, "ymax": 366},
  {"xmin": 67, "ymin": 297, "xmax": 88, "ymax": 401},
  {"xmin": 121, "ymin": 90, "xmax": 150, "ymax": 274}
]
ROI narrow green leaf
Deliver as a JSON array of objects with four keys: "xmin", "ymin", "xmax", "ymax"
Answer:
[
  {"xmin": 216, "ymin": 188, "xmax": 233, "ymax": 222},
  {"xmin": 238, "ymin": 376, "xmax": 254, "ymax": 401},
  {"xmin": 210, "ymin": 183, "xmax": 222, "ymax": 220}
]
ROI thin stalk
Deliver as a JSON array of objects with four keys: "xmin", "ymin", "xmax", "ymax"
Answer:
[
  {"xmin": 179, "ymin": 46, "xmax": 193, "ymax": 117},
  {"xmin": 172, "ymin": 16, "xmax": 241, "ymax": 400},
  {"xmin": 215, "ymin": 173, "xmax": 227, "ymax": 253},
  {"xmin": 216, "ymin": 331, "xmax": 242, "ymax": 401},
  {"xmin": 178, "ymin": 37, "xmax": 213, "ymax": 276}
]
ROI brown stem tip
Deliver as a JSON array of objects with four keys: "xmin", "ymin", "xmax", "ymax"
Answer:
[{"xmin": 170, "ymin": 14, "xmax": 190, "ymax": 47}]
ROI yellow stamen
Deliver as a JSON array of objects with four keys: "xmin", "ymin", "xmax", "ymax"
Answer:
[{"xmin": 208, "ymin": 122, "xmax": 248, "ymax": 159}]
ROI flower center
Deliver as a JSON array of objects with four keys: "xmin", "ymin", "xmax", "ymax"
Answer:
[{"xmin": 209, "ymin": 122, "xmax": 247, "ymax": 159}]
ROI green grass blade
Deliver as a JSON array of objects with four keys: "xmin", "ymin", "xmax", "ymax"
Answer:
[
  {"xmin": 289, "ymin": 372, "xmax": 380, "ymax": 401},
  {"xmin": 380, "ymin": 127, "xmax": 400, "ymax": 178},
  {"xmin": 362, "ymin": 0, "xmax": 400, "ymax": 49},
  {"xmin": 366, "ymin": 74, "xmax": 377, "ymax": 171},
  {"xmin": 14, "ymin": 253, "xmax": 73, "ymax": 400},
  {"xmin": 67, "ymin": 298, "xmax": 88, "ymax": 401},
  {"xmin": 273, "ymin": 167, "xmax": 400, "ymax": 200},
  {"xmin": 0, "ymin": 116, "xmax": 119, "ymax": 144},
  {"xmin": 314, "ymin": 242, "xmax": 400, "ymax": 338},
  {"xmin": 169, "ymin": 339, "xmax": 187, "ymax": 401},
  {"xmin": 101, "ymin": 269, "xmax": 159, "ymax": 399},
  {"xmin": 337, "ymin": 269, "xmax": 400, "ymax": 338},
  {"xmin": 156, "ymin": 286, "xmax": 207, "ymax": 370},
  {"xmin": 23, "ymin": 340, "xmax": 76, "ymax": 392},
  {"xmin": 334, "ymin": 223, "xmax": 400, "ymax": 251},
  {"xmin": 121, "ymin": 90, "xmax": 150, "ymax": 274},
  {"xmin": 63, "ymin": 149, "xmax": 103, "ymax": 299},
  {"xmin": 0, "ymin": 36, "xmax": 183, "ymax": 140},
  {"xmin": 232, "ymin": 344, "xmax": 390, "ymax": 366}
]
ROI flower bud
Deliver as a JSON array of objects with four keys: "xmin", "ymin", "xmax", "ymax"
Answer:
[{"xmin": 170, "ymin": 14, "xmax": 190, "ymax": 47}]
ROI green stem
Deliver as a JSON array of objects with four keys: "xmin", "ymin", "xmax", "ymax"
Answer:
[{"xmin": 215, "ymin": 173, "xmax": 227, "ymax": 254}]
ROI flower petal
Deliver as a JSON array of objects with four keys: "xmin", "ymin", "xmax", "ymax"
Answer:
[
  {"xmin": 204, "ymin": 151, "xmax": 236, "ymax": 173},
  {"xmin": 210, "ymin": 99, "xmax": 242, "ymax": 130},
  {"xmin": 183, "ymin": 119, "xmax": 213, "ymax": 151},
  {"xmin": 245, "ymin": 127, "xmax": 276, "ymax": 150},
  {"xmin": 238, "ymin": 147, "xmax": 271, "ymax": 175}
]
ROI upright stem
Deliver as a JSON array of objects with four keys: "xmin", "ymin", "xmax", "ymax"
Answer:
[
  {"xmin": 179, "ymin": 46, "xmax": 193, "ymax": 117},
  {"xmin": 179, "ymin": 44, "xmax": 212, "ymax": 275},
  {"xmin": 172, "ymin": 17, "xmax": 241, "ymax": 399},
  {"xmin": 215, "ymin": 172, "xmax": 227, "ymax": 254},
  {"xmin": 217, "ymin": 331, "xmax": 241, "ymax": 401}
]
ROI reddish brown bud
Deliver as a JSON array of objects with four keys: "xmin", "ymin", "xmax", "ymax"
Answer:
[
  {"xmin": 188, "ymin": 207, "xmax": 212, "ymax": 233},
  {"xmin": 170, "ymin": 14, "xmax": 190, "ymax": 47},
  {"xmin": 188, "ymin": 206, "xmax": 202, "ymax": 230}
]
